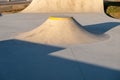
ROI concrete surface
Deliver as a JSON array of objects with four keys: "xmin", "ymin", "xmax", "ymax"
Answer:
[
  {"xmin": 0, "ymin": 0, "xmax": 120, "ymax": 80},
  {"xmin": 22, "ymin": 0, "xmax": 103, "ymax": 13},
  {"xmin": 16, "ymin": 16, "xmax": 107, "ymax": 45},
  {"xmin": 0, "ymin": 13, "xmax": 120, "ymax": 80}
]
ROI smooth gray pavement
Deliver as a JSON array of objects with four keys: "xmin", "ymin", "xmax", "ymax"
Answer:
[{"xmin": 0, "ymin": 13, "xmax": 120, "ymax": 80}]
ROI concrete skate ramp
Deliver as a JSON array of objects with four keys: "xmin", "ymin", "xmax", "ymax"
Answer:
[
  {"xmin": 22, "ymin": 0, "xmax": 104, "ymax": 13},
  {"xmin": 16, "ymin": 17, "xmax": 106, "ymax": 45}
]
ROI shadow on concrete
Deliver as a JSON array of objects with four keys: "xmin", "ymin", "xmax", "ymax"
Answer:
[
  {"xmin": 76, "ymin": 61, "xmax": 120, "ymax": 80},
  {"xmin": 73, "ymin": 18, "xmax": 120, "ymax": 35},
  {"xmin": 84, "ymin": 22, "xmax": 120, "ymax": 35},
  {"xmin": 0, "ymin": 39, "xmax": 120, "ymax": 80}
]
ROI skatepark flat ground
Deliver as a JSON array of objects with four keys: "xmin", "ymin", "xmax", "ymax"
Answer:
[
  {"xmin": 0, "ymin": 13, "xmax": 120, "ymax": 40},
  {"xmin": 0, "ymin": 13, "xmax": 120, "ymax": 80}
]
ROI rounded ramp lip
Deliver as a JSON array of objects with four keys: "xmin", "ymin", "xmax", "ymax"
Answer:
[{"xmin": 49, "ymin": 16, "xmax": 73, "ymax": 20}]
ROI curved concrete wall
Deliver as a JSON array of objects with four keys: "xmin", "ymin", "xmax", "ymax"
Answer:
[{"xmin": 22, "ymin": 0, "xmax": 104, "ymax": 13}]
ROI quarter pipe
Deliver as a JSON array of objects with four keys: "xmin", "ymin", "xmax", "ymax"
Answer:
[{"xmin": 22, "ymin": 0, "xmax": 104, "ymax": 13}]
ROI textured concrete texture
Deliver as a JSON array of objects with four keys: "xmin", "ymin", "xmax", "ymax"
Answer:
[
  {"xmin": 0, "ymin": 13, "xmax": 120, "ymax": 80},
  {"xmin": 0, "ymin": 0, "xmax": 120, "ymax": 80},
  {"xmin": 22, "ymin": 0, "xmax": 104, "ymax": 13},
  {"xmin": 16, "ymin": 16, "xmax": 107, "ymax": 45}
]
